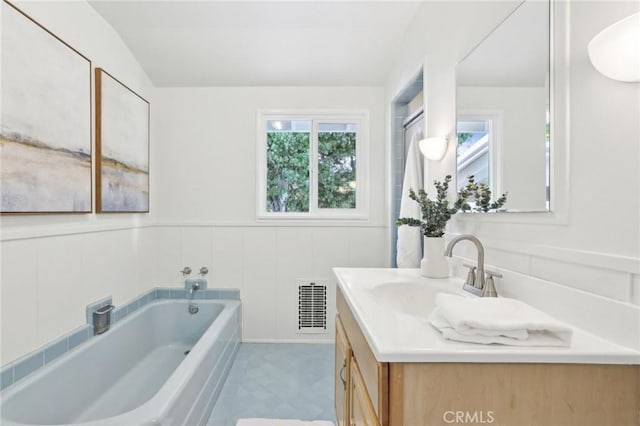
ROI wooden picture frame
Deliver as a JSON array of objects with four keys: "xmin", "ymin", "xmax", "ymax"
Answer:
[
  {"xmin": 95, "ymin": 68, "xmax": 150, "ymax": 213},
  {"xmin": 0, "ymin": 0, "xmax": 92, "ymax": 214}
]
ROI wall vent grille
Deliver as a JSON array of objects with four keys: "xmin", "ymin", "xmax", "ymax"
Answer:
[{"xmin": 297, "ymin": 281, "xmax": 327, "ymax": 334}]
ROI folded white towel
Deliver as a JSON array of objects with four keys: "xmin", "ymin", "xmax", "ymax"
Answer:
[
  {"xmin": 429, "ymin": 293, "xmax": 572, "ymax": 347},
  {"xmin": 236, "ymin": 419, "xmax": 334, "ymax": 426},
  {"xmin": 429, "ymin": 307, "xmax": 571, "ymax": 347}
]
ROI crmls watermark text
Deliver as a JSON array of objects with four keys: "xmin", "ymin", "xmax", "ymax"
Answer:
[{"xmin": 443, "ymin": 410, "xmax": 495, "ymax": 424}]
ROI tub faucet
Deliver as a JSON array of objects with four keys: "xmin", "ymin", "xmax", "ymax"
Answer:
[
  {"xmin": 185, "ymin": 278, "xmax": 206, "ymax": 295},
  {"xmin": 444, "ymin": 234, "xmax": 487, "ymax": 295}
]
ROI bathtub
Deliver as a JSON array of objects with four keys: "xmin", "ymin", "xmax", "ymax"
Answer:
[{"xmin": 0, "ymin": 298, "xmax": 241, "ymax": 426}]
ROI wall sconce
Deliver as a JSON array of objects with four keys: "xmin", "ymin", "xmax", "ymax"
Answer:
[
  {"xmin": 419, "ymin": 136, "xmax": 449, "ymax": 161},
  {"xmin": 588, "ymin": 12, "xmax": 640, "ymax": 83}
]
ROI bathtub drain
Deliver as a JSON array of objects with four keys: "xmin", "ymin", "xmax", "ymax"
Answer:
[{"xmin": 188, "ymin": 303, "xmax": 199, "ymax": 314}]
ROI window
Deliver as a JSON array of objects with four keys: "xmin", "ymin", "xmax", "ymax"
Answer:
[
  {"xmin": 257, "ymin": 111, "xmax": 368, "ymax": 219},
  {"xmin": 456, "ymin": 112, "xmax": 503, "ymax": 196},
  {"xmin": 457, "ymin": 119, "xmax": 491, "ymax": 190}
]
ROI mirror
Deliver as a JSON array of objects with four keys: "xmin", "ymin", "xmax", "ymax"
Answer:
[{"xmin": 456, "ymin": 0, "xmax": 550, "ymax": 212}]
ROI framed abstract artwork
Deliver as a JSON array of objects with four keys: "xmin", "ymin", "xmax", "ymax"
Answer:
[
  {"xmin": 1, "ymin": 0, "xmax": 92, "ymax": 213},
  {"xmin": 95, "ymin": 68, "xmax": 150, "ymax": 213}
]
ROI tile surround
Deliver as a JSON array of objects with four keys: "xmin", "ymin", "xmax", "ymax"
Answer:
[{"xmin": 0, "ymin": 287, "xmax": 240, "ymax": 391}]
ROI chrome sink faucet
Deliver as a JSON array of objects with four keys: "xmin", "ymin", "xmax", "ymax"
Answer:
[
  {"xmin": 189, "ymin": 282, "xmax": 200, "ymax": 295},
  {"xmin": 444, "ymin": 234, "xmax": 495, "ymax": 296}
]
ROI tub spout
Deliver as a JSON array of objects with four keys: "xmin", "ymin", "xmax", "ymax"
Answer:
[
  {"xmin": 185, "ymin": 278, "xmax": 207, "ymax": 295},
  {"xmin": 93, "ymin": 304, "xmax": 115, "ymax": 335}
]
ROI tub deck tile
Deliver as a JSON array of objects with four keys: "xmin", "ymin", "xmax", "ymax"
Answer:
[
  {"xmin": 68, "ymin": 326, "xmax": 91, "ymax": 350},
  {"xmin": 44, "ymin": 337, "xmax": 68, "ymax": 364},
  {"xmin": 170, "ymin": 289, "xmax": 186, "ymax": 299},
  {"xmin": 0, "ymin": 365, "xmax": 14, "ymax": 390},
  {"xmin": 112, "ymin": 307, "xmax": 127, "ymax": 323},
  {"xmin": 157, "ymin": 288, "xmax": 172, "ymax": 299},
  {"xmin": 13, "ymin": 352, "xmax": 43, "ymax": 382}
]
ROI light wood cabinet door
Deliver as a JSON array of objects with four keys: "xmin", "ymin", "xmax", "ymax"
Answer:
[
  {"xmin": 337, "ymin": 288, "xmax": 389, "ymax": 424},
  {"xmin": 350, "ymin": 355, "xmax": 380, "ymax": 426},
  {"xmin": 335, "ymin": 316, "xmax": 351, "ymax": 426}
]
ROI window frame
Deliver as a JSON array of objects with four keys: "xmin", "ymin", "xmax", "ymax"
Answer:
[
  {"xmin": 256, "ymin": 109, "xmax": 369, "ymax": 220},
  {"xmin": 457, "ymin": 110, "xmax": 504, "ymax": 197}
]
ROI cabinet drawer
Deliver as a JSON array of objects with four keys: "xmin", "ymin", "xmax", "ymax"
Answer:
[{"xmin": 337, "ymin": 288, "xmax": 388, "ymax": 424}]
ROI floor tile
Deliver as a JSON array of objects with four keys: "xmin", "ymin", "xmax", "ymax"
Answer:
[{"xmin": 207, "ymin": 343, "xmax": 336, "ymax": 426}]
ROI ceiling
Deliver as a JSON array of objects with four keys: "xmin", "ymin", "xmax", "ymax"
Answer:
[{"xmin": 89, "ymin": 1, "xmax": 424, "ymax": 87}]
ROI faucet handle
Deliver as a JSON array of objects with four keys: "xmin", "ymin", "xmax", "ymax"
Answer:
[
  {"xmin": 180, "ymin": 266, "xmax": 192, "ymax": 276},
  {"xmin": 482, "ymin": 270, "xmax": 502, "ymax": 297},
  {"xmin": 485, "ymin": 270, "xmax": 503, "ymax": 279},
  {"xmin": 462, "ymin": 263, "xmax": 477, "ymax": 287}
]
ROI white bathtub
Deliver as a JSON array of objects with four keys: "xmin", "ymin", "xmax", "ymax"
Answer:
[{"xmin": 0, "ymin": 299, "xmax": 241, "ymax": 426}]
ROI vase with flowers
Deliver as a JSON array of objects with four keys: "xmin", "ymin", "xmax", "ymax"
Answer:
[{"xmin": 396, "ymin": 175, "xmax": 507, "ymax": 277}]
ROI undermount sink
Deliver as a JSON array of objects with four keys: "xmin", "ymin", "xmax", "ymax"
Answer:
[{"xmin": 367, "ymin": 281, "xmax": 450, "ymax": 318}]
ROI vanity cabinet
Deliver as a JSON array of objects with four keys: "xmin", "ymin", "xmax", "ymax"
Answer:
[
  {"xmin": 335, "ymin": 317, "xmax": 350, "ymax": 426},
  {"xmin": 336, "ymin": 313, "xmax": 381, "ymax": 426},
  {"xmin": 350, "ymin": 357, "xmax": 379, "ymax": 426},
  {"xmin": 335, "ymin": 287, "xmax": 640, "ymax": 426},
  {"xmin": 336, "ymin": 290, "xmax": 388, "ymax": 426}
]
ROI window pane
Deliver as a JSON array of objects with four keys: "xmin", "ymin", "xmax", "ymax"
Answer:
[
  {"xmin": 266, "ymin": 120, "xmax": 310, "ymax": 212},
  {"xmin": 457, "ymin": 120, "xmax": 490, "ymax": 191},
  {"xmin": 266, "ymin": 120, "xmax": 311, "ymax": 132},
  {"xmin": 318, "ymin": 124, "xmax": 356, "ymax": 209}
]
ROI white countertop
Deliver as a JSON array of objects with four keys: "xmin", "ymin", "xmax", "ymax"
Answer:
[{"xmin": 333, "ymin": 267, "xmax": 640, "ymax": 364}]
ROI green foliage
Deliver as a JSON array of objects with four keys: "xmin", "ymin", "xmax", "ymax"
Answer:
[
  {"xmin": 457, "ymin": 132, "xmax": 474, "ymax": 145},
  {"xmin": 318, "ymin": 132, "xmax": 356, "ymax": 209},
  {"xmin": 396, "ymin": 175, "xmax": 507, "ymax": 237},
  {"xmin": 455, "ymin": 175, "xmax": 508, "ymax": 213},
  {"xmin": 266, "ymin": 131, "xmax": 356, "ymax": 212},
  {"xmin": 396, "ymin": 175, "xmax": 463, "ymax": 238},
  {"xmin": 267, "ymin": 132, "xmax": 310, "ymax": 212}
]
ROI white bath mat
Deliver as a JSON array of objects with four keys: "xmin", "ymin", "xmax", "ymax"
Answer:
[{"xmin": 236, "ymin": 419, "xmax": 334, "ymax": 426}]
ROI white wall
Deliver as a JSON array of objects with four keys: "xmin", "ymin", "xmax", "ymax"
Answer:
[
  {"xmin": 152, "ymin": 87, "xmax": 389, "ymax": 342},
  {"xmin": 5, "ymin": 0, "xmax": 637, "ymax": 364},
  {"xmin": 1, "ymin": 4, "xmax": 389, "ymax": 362},
  {"xmin": 457, "ymin": 86, "xmax": 547, "ymax": 210},
  {"xmin": 386, "ymin": 0, "xmax": 640, "ymax": 318},
  {"xmin": 0, "ymin": 0, "xmax": 155, "ymax": 364}
]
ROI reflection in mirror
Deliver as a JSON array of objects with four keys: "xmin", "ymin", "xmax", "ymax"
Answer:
[{"xmin": 456, "ymin": 0, "xmax": 550, "ymax": 212}]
